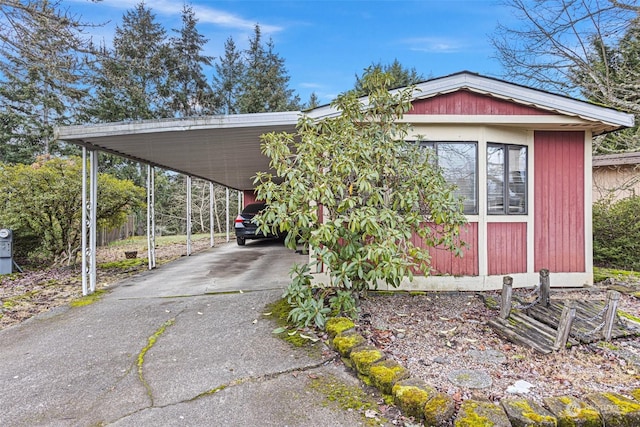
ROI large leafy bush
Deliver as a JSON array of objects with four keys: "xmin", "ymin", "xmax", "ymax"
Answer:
[
  {"xmin": 0, "ymin": 156, "xmax": 145, "ymax": 266},
  {"xmin": 593, "ymin": 196, "xmax": 640, "ymax": 270}
]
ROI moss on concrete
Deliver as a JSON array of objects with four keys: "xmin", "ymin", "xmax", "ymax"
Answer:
[
  {"xmin": 332, "ymin": 330, "xmax": 366, "ymax": 357},
  {"xmin": 369, "ymin": 359, "xmax": 409, "ymax": 395},
  {"xmin": 423, "ymin": 391, "xmax": 456, "ymax": 426},
  {"xmin": 392, "ymin": 378, "xmax": 436, "ymax": 420},
  {"xmin": 544, "ymin": 395, "xmax": 602, "ymax": 427},
  {"xmin": 70, "ymin": 289, "xmax": 107, "ymax": 307},
  {"xmin": 307, "ymin": 373, "xmax": 387, "ymax": 427},
  {"xmin": 631, "ymin": 388, "xmax": 640, "ymax": 402},
  {"xmin": 454, "ymin": 400, "xmax": 511, "ymax": 427},
  {"xmin": 585, "ymin": 392, "xmax": 640, "ymax": 426},
  {"xmin": 325, "ymin": 317, "xmax": 355, "ymax": 338},
  {"xmin": 350, "ymin": 346, "xmax": 385, "ymax": 377},
  {"xmin": 501, "ymin": 398, "xmax": 557, "ymax": 426}
]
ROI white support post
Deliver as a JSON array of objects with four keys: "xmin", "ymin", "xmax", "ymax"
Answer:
[
  {"xmin": 88, "ymin": 150, "xmax": 98, "ymax": 294},
  {"xmin": 225, "ymin": 187, "xmax": 230, "ymax": 242},
  {"xmin": 238, "ymin": 190, "xmax": 242, "ymax": 214},
  {"xmin": 81, "ymin": 147, "xmax": 88, "ymax": 296},
  {"xmin": 209, "ymin": 182, "xmax": 215, "ymax": 247},
  {"xmin": 146, "ymin": 165, "xmax": 156, "ymax": 269},
  {"xmin": 186, "ymin": 175, "xmax": 192, "ymax": 256}
]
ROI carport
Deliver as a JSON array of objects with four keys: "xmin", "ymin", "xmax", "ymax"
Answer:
[{"xmin": 56, "ymin": 112, "xmax": 301, "ymax": 295}]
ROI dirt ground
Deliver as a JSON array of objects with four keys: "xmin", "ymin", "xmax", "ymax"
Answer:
[{"xmin": 358, "ymin": 282, "xmax": 640, "ymax": 406}]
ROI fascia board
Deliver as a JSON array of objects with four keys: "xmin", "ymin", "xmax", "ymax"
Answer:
[
  {"xmin": 308, "ymin": 72, "xmax": 634, "ymax": 129},
  {"xmin": 56, "ymin": 111, "xmax": 301, "ymax": 140}
]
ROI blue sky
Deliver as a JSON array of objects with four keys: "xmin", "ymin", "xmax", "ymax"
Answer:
[{"xmin": 67, "ymin": 0, "xmax": 515, "ymax": 104}]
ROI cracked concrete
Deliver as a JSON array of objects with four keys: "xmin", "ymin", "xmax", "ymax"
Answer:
[{"xmin": 0, "ymin": 240, "xmax": 376, "ymax": 426}]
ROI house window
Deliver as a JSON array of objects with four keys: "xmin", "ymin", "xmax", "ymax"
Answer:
[
  {"xmin": 487, "ymin": 144, "xmax": 527, "ymax": 215},
  {"xmin": 420, "ymin": 142, "xmax": 478, "ymax": 214}
]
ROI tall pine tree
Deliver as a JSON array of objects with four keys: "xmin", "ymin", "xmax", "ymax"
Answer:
[
  {"xmin": 237, "ymin": 25, "xmax": 300, "ymax": 113},
  {"xmin": 168, "ymin": 3, "xmax": 217, "ymax": 117},
  {"xmin": 0, "ymin": 0, "xmax": 92, "ymax": 163},
  {"xmin": 213, "ymin": 36, "xmax": 244, "ymax": 114},
  {"xmin": 85, "ymin": 2, "xmax": 171, "ymax": 122}
]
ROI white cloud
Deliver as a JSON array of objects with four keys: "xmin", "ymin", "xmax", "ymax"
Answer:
[
  {"xmin": 68, "ymin": 0, "xmax": 282, "ymax": 34},
  {"xmin": 401, "ymin": 37, "xmax": 466, "ymax": 53}
]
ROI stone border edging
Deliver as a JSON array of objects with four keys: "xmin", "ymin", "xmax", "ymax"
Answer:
[{"xmin": 325, "ymin": 317, "xmax": 640, "ymax": 426}]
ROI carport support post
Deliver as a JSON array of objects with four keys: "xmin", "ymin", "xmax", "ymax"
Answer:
[
  {"xmin": 81, "ymin": 147, "xmax": 98, "ymax": 296},
  {"xmin": 225, "ymin": 187, "xmax": 230, "ymax": 242},
  {"xmin": 146, "ymin": 165, "xmax": 156, "ymax": 269},
  {"xmin": 209, "ymin": 182, "xmax": 215, "ymax": 247},
  {"xmin": 186, "ymin": 175, "xmax": 192, "ymax": 256}
]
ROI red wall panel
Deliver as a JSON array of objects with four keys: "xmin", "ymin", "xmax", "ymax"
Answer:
[
  {"xmin": 243, "ymin": 190, "xmax": 258, "ymax": 207},
  {"xmin": 412, "ymin": 222, "xmax": 479, "ymax": 276},
  {"xmin": 487, "ymin": 222, "xmax": 527, "ymax": 275},
  {"xmin": 407, "ymin": 90, "xmax": 551, "ymax": 115},
  {"xmin": 534, "ymin": 131, "xmax": 585, "ymax": 272}
]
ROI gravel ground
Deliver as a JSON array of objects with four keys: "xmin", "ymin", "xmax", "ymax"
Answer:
[{"xmin": 357, "ymin": 285, "xmax": 640, "ymax": 406}]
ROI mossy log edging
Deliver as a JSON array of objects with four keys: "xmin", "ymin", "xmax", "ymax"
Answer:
[{"xmin": 329, "ymin": 325, "xmax": 640, "ymax": 426}]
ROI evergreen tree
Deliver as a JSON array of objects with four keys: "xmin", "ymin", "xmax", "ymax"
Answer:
[
  {"xmin": 213, "ymin": 36, "xmax": 245, "ymax": 114},
  {"xmin": 85, "ymin": 2, "xmax": 171, "ymax": 122},
  {"xmin": 304, "ymin": 92, "xmax": 320, "ymax": 110},
  {"xmin": 168, "ymin": 3, "xmax": 217, "ymax": 117},
  {"xmin": 0, "ymin": 0, "xmax": 93, "ymax": 163},
  {"xmin": 237, "ymin": 25, "xmax": 300, "ymax": 113},
  {"xmin": 574, "ymin": 14, "xmax": 640, "ymax": 153},
  {"xmin": 354, "ymin": 59, "xmax": 424, "ymax": 96}
]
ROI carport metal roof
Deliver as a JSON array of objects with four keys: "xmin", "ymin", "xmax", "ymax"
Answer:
[{"xmin": 56, "ymin": 111, "xmax": 300, "ymax": 191}]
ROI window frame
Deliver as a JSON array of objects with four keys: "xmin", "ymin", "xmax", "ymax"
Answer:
[
  {"xmin": 486, "ymin": 143, "xmax": 528, "ymax": 216},
  {"xmin": 418, "ymin": 141, "xmax": 479, "ymax": 215}
]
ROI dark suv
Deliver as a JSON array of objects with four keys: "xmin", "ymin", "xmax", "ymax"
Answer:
[{"xmin": 234, "ymin": 203, "xmax": 278, "ymax": 246}]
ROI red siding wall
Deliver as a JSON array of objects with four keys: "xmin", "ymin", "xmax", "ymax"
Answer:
[
  {"xmin": 487, "ymin": 223, "xmax": 527, "ymax": 275},
  {"xmin": 412, "ymin": 223, "xmax": 479, "ymax": 276},
  {"xmin": 534, "ymin": 131, "xmax": 585, "ymax": 272},
  {"xmin": 408, "ymin": 90, "xmax": 552, "ymax": 115},
  {"xmin": 243, "ymin": 190, "xmax": 258, "ymax": 207}
]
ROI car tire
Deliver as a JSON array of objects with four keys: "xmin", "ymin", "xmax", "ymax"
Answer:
[{"xmin": 237, "ymin": 236, "xmax": 246, "ymax": 246}]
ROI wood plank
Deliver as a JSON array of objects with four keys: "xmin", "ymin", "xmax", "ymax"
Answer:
[{"xmin": 526, "ymin": 299, "xmax": 634, "ymax": 343}]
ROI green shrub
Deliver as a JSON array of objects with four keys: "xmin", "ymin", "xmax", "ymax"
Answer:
[{"xmin": 593, "ymin": 196, "xmax": 640, "ymax": 270}]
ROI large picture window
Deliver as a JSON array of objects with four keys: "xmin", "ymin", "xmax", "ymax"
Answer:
[
  {"xmin": 487, "ymin": 144, "xmax": 527, "ymax": 215},
  {"xmin": 420, "ymin": 142, "xmax": 478, "ymax": 214}
]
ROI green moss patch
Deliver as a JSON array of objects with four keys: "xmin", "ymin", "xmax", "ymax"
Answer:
[
  {"xmin": 585, "ymin": 392, "xmax": 640, "ymax": 426},
  {"xmin": 332, "ymin": 330, "xmax": 366, "ymax": 357},
  {"xmin": 618, "ymin": 310, "xmax": 640, "ymax": 324},
  {"xmin": 392, "ymin": 378, "xmax": 436, "ymax": 420},
  {"xmin": 264, "ymin": 298, "xmax": 316, "ymax": 349},
  {"xmin": 307, "ymin": 373, "xmax": 386, "ymax": 427},
  {"xmin": 70, "ymin": 289, "xmax": 107, "ymax": 307},
  {"xmin": 424, "ymin": 391, "xmax": 456, "ymax": 426},
  {"xmin": 631, "ymin": 389, "xmax": 640, "ymax": 402},
  {"xmin": 350, "ymin": 346, "xmax": 385, "ymax": 377},
  {"xmin": 454, "ymin": 400, "xmax": 510, "ymax": 427},
  {"xmin": 369, "ymin": 359, "xmax": 409, "ymax": 395},
  {"xmin": 501, "ymin": 398, "xmax": 556, "ymax": 426},
  {"xmin": 325, "ymin": 317, "xmax": 355, "ymax": 338},
  {"xmin": 543, "ymin": 395, "xmax": 602, "ymax": 427}
]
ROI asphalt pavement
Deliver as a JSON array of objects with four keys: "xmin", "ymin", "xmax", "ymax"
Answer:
[{"xmin": 0, "ymin": 239, "xmax": 379, "ymax": 426}]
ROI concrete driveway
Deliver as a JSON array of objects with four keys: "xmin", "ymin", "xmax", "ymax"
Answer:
[{"xmin": 0, "ymin": 240, "xmax": 385, "ymax": 426}]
